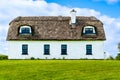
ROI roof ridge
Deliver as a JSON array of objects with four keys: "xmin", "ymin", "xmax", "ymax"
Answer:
[{"xmin": 9, "ymin": 16, "xmax": 99, "ymax": 25}]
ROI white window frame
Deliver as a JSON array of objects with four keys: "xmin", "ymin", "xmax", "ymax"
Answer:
[
  {"xmin": 83, "ymin": 26, "xmax": 95, "ymax": 34},
  {"xmin": 19, "ymin": 26, "xmax": 32, "ymax": 34}
]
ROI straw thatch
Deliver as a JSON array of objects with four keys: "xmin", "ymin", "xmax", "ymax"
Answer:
[{"xmin": 7, "ymin": 16, "xmax": 106, "ymax": 41}]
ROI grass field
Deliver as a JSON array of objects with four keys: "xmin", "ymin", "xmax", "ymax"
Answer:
[{"xmin": 0, "ymin": 60, "xmax": 120, "ymax": 80}]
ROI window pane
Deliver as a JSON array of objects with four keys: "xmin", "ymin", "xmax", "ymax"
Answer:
[
  {"xmin": 61, "ymin": 45, "xmax": 67, "ymax": 55},
  {"xmin": 21, "ymin": 28, "xmax": 25, "ymax": 33},
  {"xmin": 87, "ymin": 45, "xmax": 92, "ymax": 49},
  {"xmin": 21, "ymin": 28, "xmax": 30, "ymax": 34},
  {"xmin": 22, "ymin": 44, "xmax": 28, "ymax": 55},
  {"xmin": 25, "ymin": 28, "xmax": 30, "ymax": 33},
  {"xmin": 86, "ymin": 45, "xmax": 92, "ymax": 55},
  {"xmin": 85, "ymin": 28, "xmax": 93, "ymax": 34},
  {"xmin": 44, "ymin": 45, "xmax": 50, "ymax": 55}
]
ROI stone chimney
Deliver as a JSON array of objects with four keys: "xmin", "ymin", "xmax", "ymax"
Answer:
[{"xmin": 70, "ymin": 9, "xmax": 76, "ymax": 28}]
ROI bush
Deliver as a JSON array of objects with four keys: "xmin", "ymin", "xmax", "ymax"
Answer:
[
  {"xmin": 0, "ymin": 55, "xmax": 8, "ymax": 60},
  {"xmin": 45, "ymin": 57, "xmax": 48, "ymax": 60},
  {"xmin": 116, "ymin": 53, "xmax": 120, "ymax": 60},
  {"xmin": 80, "ymin": 58, "xmax": 88, "ymax": 60},
  {"xmin": 37, "ymin": 58, "xmax": 40, "ymax": 60},
  {"xmin": 62, "ymin": 57, "xmax": 65, "ymax": 60},
  {"xmin": 52, "ymin": 58, "xmax": 56, "ymax": 60},
  {"xmin": 107, "ymin": 56, "xmax": 114, "ymax": 60},
  {"xmin": 30, "ymin": 57, "xmax": 35, "ymax": 60}
]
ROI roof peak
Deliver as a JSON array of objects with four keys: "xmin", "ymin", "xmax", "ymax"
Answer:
[{"xmin": 9, "ymin": 16, "xmax": 99, "ymax": 25}]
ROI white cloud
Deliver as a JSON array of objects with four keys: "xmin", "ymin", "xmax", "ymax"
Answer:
[
  {"xmin": 99, "ymin": 16, "xmax": 120, "ymax": 56},
  {"xmin": 0, "ymin": 0, "xmax": 120, "ymax": 57},
  {"xmin": 93, "ymin": 0, "xmax": 120, "ymax": 4},
  {"xmin": 107, "ymin": 0, "xmax": 119, "ymax": 3}
]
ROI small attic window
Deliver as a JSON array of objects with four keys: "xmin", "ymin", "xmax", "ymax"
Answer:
[
  {"xmin": 83, "ymin": 26, "xmax": 96, "ymax": 34},
  {"xmin": 19, "ymin": 26, "xmax": 32, "ymax": 34}
]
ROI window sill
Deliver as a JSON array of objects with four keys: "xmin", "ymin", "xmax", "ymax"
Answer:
[
  {"xmin": 82, "ymin": 34, "xmax": 97, "ymax": 38},
  {"xmin": 22, "ymin": 54, "xmax": 28, "ymax": 55},
  {"xmin": 18, "ymin": 34, "xmax": 32, "ymax": 38},
  {"xmin": 61, "ymin": 54, "xmax": 67, "ymax": 55},
  {"xmin": 44, "ymin": 54, "xmax": 50, "ymax": 55},
  {"xmin": 83, "ymin": 33, "xmax": 96, "ymax": 35},
  {"xmin": 86, "ymin": 54, "xmax": 92, "ymax": 55},
  {"xmin": 19, "ymin": 33, "xmax": 32, "ymax": 35}
]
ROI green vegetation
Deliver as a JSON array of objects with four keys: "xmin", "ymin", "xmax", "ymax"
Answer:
[
  {"xmin": 116, "ymin": 53, "xmax": 120, "ymax": 60},
  {"xmin": 0, "ymin": 60, "xmax": 120, "ymax": 80},
  {"xmin": 0, "ymin": 54, "xmax": 8, "ymax": 60},
  {"xmin": 107, "ymin": 56, "xmax": 114, "ymax": 60}
]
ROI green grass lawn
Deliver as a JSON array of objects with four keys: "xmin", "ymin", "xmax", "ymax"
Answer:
[{"xmin": 0, "ymin": 60, "xmax": 120, "ymax": 80}]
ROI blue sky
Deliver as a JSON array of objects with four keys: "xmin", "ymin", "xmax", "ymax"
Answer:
[
  {"xmin": 46, "ymin": 0, "xmax": 120, "ymax": 18},
  {"xmin": 0, "ymin": 0, "xmax": 120, "ymax": 57}
]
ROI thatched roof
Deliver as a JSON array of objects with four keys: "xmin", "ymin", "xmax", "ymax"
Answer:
[{"xmin": 7, "ymin": 16, "xmax": 106, "ymax": 41}]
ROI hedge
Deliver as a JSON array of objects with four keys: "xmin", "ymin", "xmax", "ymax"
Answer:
[{"xmin": 0, "ymin": 55, "xmax": 8, "ymax": 60}]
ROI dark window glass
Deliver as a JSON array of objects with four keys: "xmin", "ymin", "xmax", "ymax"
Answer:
[
  {"xmin": 85, "ymin": 28, "xmax": 93, "ymax": 34},
  {"xmin": 21, "ymin": 28, "xmax": 30, "ymax": 34},
  {"xmin": 61, "ymin": 45, "xmax": 67, "ymax": 55},
  {"xmin": 22, "ymin": 44, "xmax": 28, "ymax": 55},
  {"xmin": 86, "ymin": 45, "xmax": 92, "ymax": 55},
  {"xmin": 44, "ymin": 45, "xmax": 50, "ymax": 55}
]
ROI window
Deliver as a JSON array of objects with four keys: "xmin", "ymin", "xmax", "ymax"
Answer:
[
  {"xmin": 61, "ymin": 45, "xmax": 67, "ymax": 55},
  {"xmin": 83, "ymin": 26, "xmax": 95, "ymax": 34},
  {"xmin": 22, "ymin": 44, "xmax": 28, "ymax": 55},
  {"xmin": 21, "ymin": 28, "xmax": 30, "ymax": 34},
  {"xmin": 44, "ymin": 45, "xmax": 50, "ymax": 55},
  {"xmin": 85, "ymin": 28, "xmax": 93, "ymax": 34},
  {"xmin": 86, "ymin": 45, "xmax": 92, "ymax": 55},
  {"xmin": 19, "ymin": 26, "xmax": 32, "ymax": 34}
]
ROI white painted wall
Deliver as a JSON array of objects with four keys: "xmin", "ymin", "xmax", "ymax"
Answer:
[
  {"xmin": 8, "ymin": 41, "xmax": 105, "ymax": 59},
  {"xmin": 70, "ymin": 9, "xmax": 76, "ymax": 24}
]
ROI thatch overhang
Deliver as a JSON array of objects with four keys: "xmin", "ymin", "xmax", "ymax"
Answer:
[{"xmin": 7, "ymin": 16, "xmax": 106, "ymax": 41}]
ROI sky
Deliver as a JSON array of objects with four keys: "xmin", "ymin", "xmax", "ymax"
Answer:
[{"xmin": 0, "ymin": 0, "xmax": 120, "ymax": 57}]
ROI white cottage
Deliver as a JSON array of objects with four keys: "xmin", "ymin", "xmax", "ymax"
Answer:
[{"xmin": 7, "ymin": 10, "xmax": 106, "ymax": 59}]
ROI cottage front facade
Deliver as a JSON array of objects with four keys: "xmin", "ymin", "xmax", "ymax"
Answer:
[{"xmin": 7, "ymin": 10, "xmax": 106, "ymax": 59}]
